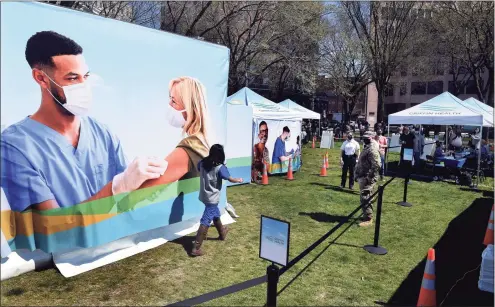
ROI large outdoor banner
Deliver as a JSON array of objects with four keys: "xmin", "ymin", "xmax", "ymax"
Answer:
[
  {"xmin": 226, "ymin": 101, "xmax": 253, "ymax": 186},
  {"xmin": 252, "ymin": 119, "xmax": 302, "ymax": 179},
  {"xmin": 1, "ymin": 1, "xmax": 229, "ymax": 259}
]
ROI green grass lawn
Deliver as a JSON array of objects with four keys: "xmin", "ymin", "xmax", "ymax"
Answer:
[{"xmin": 1, "ymin": 144, "xmax": 494, "ymax": 306}]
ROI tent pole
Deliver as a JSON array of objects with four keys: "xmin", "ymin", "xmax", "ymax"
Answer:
[
  {"xmin": 445, "ymin": 125, "xmax": 448, "ymax": 148},
  {"xmin": 477, "ymin": 124, "xmax": 482, "ymax": 187},
  {"xmin": 385, "ymin": 123, "xmax": 390, "ymax": 175}
]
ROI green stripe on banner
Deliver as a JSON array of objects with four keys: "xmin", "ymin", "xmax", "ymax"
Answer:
[
  {"xmin": 32, "ymin": 178, "xmax": 200, "ymax": 216},
  {"xmin": 227, "ymin": 157, "xmax": 251, "ymax": 168}
]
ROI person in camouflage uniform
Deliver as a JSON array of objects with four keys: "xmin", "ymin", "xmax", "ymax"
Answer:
[{"xmin": 354, "ymin": 131, "xmax": 382, "ymax": 227}]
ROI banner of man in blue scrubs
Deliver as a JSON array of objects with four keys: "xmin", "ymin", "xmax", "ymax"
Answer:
[{"xmin": 0, "ymin": 2, "xmax": 229, "ymax": 254}]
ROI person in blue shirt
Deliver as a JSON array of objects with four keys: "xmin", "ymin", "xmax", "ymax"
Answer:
[
  {"xmin": 434, "ymin": 141, "xmax": 445, "ymax": 159},
  {"xmin": 192, "ymin": 144, "xmax": 243, "ymax": 256},
  {"xmin": 272, "ymin": 126, "xmax": 293, "ymax": 167},
  {"xmin": 1, "ymin": 31, "xmax": 167, "ymax": 212}
]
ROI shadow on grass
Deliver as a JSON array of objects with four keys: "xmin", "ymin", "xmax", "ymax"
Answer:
[
  {"xmin": 169, "ymin": 233, "xmax": 224, "ymax": 256},
  {"xmin": 4, "ymin": 288, "xmax": 25, "ymax": 296},
  {"xmin": 277, "ymin": 217, "xmax": 358, "ymax": 298},
  {"xmin": 387, "ymin": 197, "xmax": 494, "ymax": 306},
  {"xmin": 299, "ymin": 212, "xmax": 360, "ymax": 224},
  {"xmin": 483, "ymin": 190, "xmax": 494, "ymax": 198},
  {"xmin": 309, "ymin": 182, "xmax": 359, "ymax": 195}
]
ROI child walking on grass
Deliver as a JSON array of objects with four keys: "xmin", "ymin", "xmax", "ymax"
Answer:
[{"xmin": 191, "ymin": 144, "xmax": 243, "ymax": 257}]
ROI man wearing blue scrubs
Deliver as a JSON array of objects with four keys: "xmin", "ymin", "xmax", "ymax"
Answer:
[
  {"xmin": 272, "ymin": 126, "xmax": 293, "ymax": 167},
  {"xmin": 1, "ymin": 31, "xmax": 167, "ymax": 212}
]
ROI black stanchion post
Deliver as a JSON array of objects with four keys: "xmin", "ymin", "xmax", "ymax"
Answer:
[
  {"xmin": 396, "ymin": 175, "xmax": 412, "ymax": 207},
  {"xmin": 266, "ymin": 264, "xmax": 279, "ymax": 307},
  {"xmin": 363, "ymin": 186, "xmax": 387, "ymax": 255}
]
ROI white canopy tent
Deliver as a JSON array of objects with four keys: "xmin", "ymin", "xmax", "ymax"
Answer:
[
  {"xmin": 227, "ymin": 87, "xmax": 303, "ymax": 175},
  {"xmin": 387, "ymin": 92, "xmax": 485, "ymax": 186},
  {"xmin": 279, "ymin": 98, "xmax": 322, "ymax": 146},
  {"xmin": 228, "ymin": 87, "xmax": 303, "ymax": 121},
  {"xmin": 460, "ymin": 97, "xmax": 494, "ymax": 127},
  {"xmin": 279, "ymin": 99, "xmax": 320, "ymax": 120},
  {"xmin": 388, "ymin": 92, "xmax": 483, "ymax": 126}
]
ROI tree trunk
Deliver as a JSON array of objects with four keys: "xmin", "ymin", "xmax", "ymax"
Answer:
[
  {"xmin": 487, "ymin": 67, "xmax": 494, "ymax": 106},
  {"xmin": 343, "ymin": 99, "xmax": 349, "ymax": 123},
  {"xmin": 376, "ymin": 86, "xmax": 385, "ymax": 123}
]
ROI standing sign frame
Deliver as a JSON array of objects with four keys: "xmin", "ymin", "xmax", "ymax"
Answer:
[{"xmin": 259, "ymin": 215, "xmax": 290, "ymax": 267}]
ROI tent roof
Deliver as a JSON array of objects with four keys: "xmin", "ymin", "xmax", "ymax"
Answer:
[
  {"xmin": 461, "ymin": 97, "xmax": 493, "ymax": 127},
  {"xmin": 279, "ymin": 99, "xmax": 320, "ymax": 120},
  {"xmin": 388, "ymin": 92, "xmax": 483, "ymax": 126},
  {"xmin": 227, "ymin": 87, "xmax": 302, "ymax": 120}
]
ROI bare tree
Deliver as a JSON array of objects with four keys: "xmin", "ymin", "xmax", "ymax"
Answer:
[
  {"xmin": 321, "ymin": 5, "xmax": 371, "ymax": 123},
  {"xmin": 46, "ymin": 1, "xmax": 328, "ymax": 102},
  {"xmin": 433, "ymin": 2, "xmax": 494, "ymax": 105},
  {"xmin": 44, "ymin": 1, "xmax": 161, "ymax": 26},
  {"xmin": 343, "ymin": 1, "xmax": 423, "ymax": 122}
]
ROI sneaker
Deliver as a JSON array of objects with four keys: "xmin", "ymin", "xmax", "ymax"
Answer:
[
  {"xmin": 358, "ymin": 219, "xmax": 373, "ymax": 227},
  {"xmin": 349, "ymin": 185, "xmax": 354, "ymax": 190}
]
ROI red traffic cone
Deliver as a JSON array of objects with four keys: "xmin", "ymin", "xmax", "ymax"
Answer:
[
  {"xmin": 319, "ymin": 155, "xmax": 327, "ymax": 177},
  {"xmin": 287, "ymin": 158, "xmax": 294, "ymax": 180},
  {"xmin": 312, "ymin": 136, "xmax": 315, "ymax": 149},
  {"xmin": 417, "ymin": 248, "xmax": 436, "ymax": 307},
  {"xmin": 483, "ymin": 205, "xmax": 494, "ymax": 245},
  {"xmin": 261, "ymin": 162, "xmax": 269, "ymax": 185}
]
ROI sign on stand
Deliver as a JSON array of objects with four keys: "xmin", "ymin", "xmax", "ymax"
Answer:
[{"xmin": 259, "ymin": 216, "xmax": 290, "ymax": 266}]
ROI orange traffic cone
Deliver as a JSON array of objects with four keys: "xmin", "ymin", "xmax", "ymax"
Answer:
[
  {"xmin": 319, "ymin": 155, "xmax": 327, "ymax": 177},
  {"xmin": 312, "ymin": 136, "xmax": 315, "ymax": 149},
  {"xmin": 261, "ymin": 162, "xmax": 269, "ymax": 185},
  {"xmin": 287, "ymin": 158, "xmax": 294, "ymax": 180},
  {"xmin": 483, "ymin": 205, "xmax": 494, "ymax": 245},
  {"xmin": 417, "ymin": 248, "xmax": 436, "ymax": 307}
]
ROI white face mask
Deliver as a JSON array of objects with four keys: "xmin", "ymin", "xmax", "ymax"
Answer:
[
  {"xmin": 43, "ymin": 72, "xmax": 92, "ymax": 116},
  {"xmin": 166, "ymin": 104, "xmax": 186, "ymax": 128}
]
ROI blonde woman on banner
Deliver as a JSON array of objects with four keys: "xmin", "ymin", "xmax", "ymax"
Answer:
[
  {"xmin": 118, "ymin": 77, "xmax": 212, "ymax": 210},
  {"xmin": 139, "ymin": 77, "xmax": 212, "ymax": 188}
]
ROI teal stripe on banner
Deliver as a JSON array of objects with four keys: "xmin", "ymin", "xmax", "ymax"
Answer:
[
  {"xmin": 227, "ymin": 157, "xmax": 251, "ymax": 168},
  {"xmin": 9, "ymin": 191, "xmax": 224, "ymax": 253},
  {"xmin": 226, "ymin": 166, "xmax": 251, "ymax": 187},
  {"xmin": 421, "ymin": 278, "xmax": 435, "ymax": 290}
]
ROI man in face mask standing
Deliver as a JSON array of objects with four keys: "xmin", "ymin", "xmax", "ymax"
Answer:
[
  {"xmin": 1, "ymin": 31, "xmax": 167, "ymax": 212},
  {"xmin": 412, "ymin": 127, "xmax": 425, "ymax": 170},
  {"xmin": 399, "ymin": 126, "xmax": 415, "ymax": 172},
  {"xmin": 340, "ymin": 132, "xmax": 360, "ymax": 189},
  {"xmin": 354, "ymin": 131, "xmax": 381, "ymax": 227}
]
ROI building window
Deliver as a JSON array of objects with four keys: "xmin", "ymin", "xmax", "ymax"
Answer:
[
  {"xmin": 411, "ymin": 82, "xmax": 426, "ymax": 95},
  {"xmin": 400, "ymin": 64, "xmax": 408, "ymax": 76},
  {"xmin": 385, "ymin": 83, "xmax": 394, "ymax": 97},
  {"xmin": 427, "ymin": 81, "xmax": 443, "ymax": 95},
  {"xmin": 465, "ymin": 79, "xmax": 481, "ymax": 95},
  {"xmin": 400, "ymin": 83, "xmax": 407, "ymax": 96}
]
